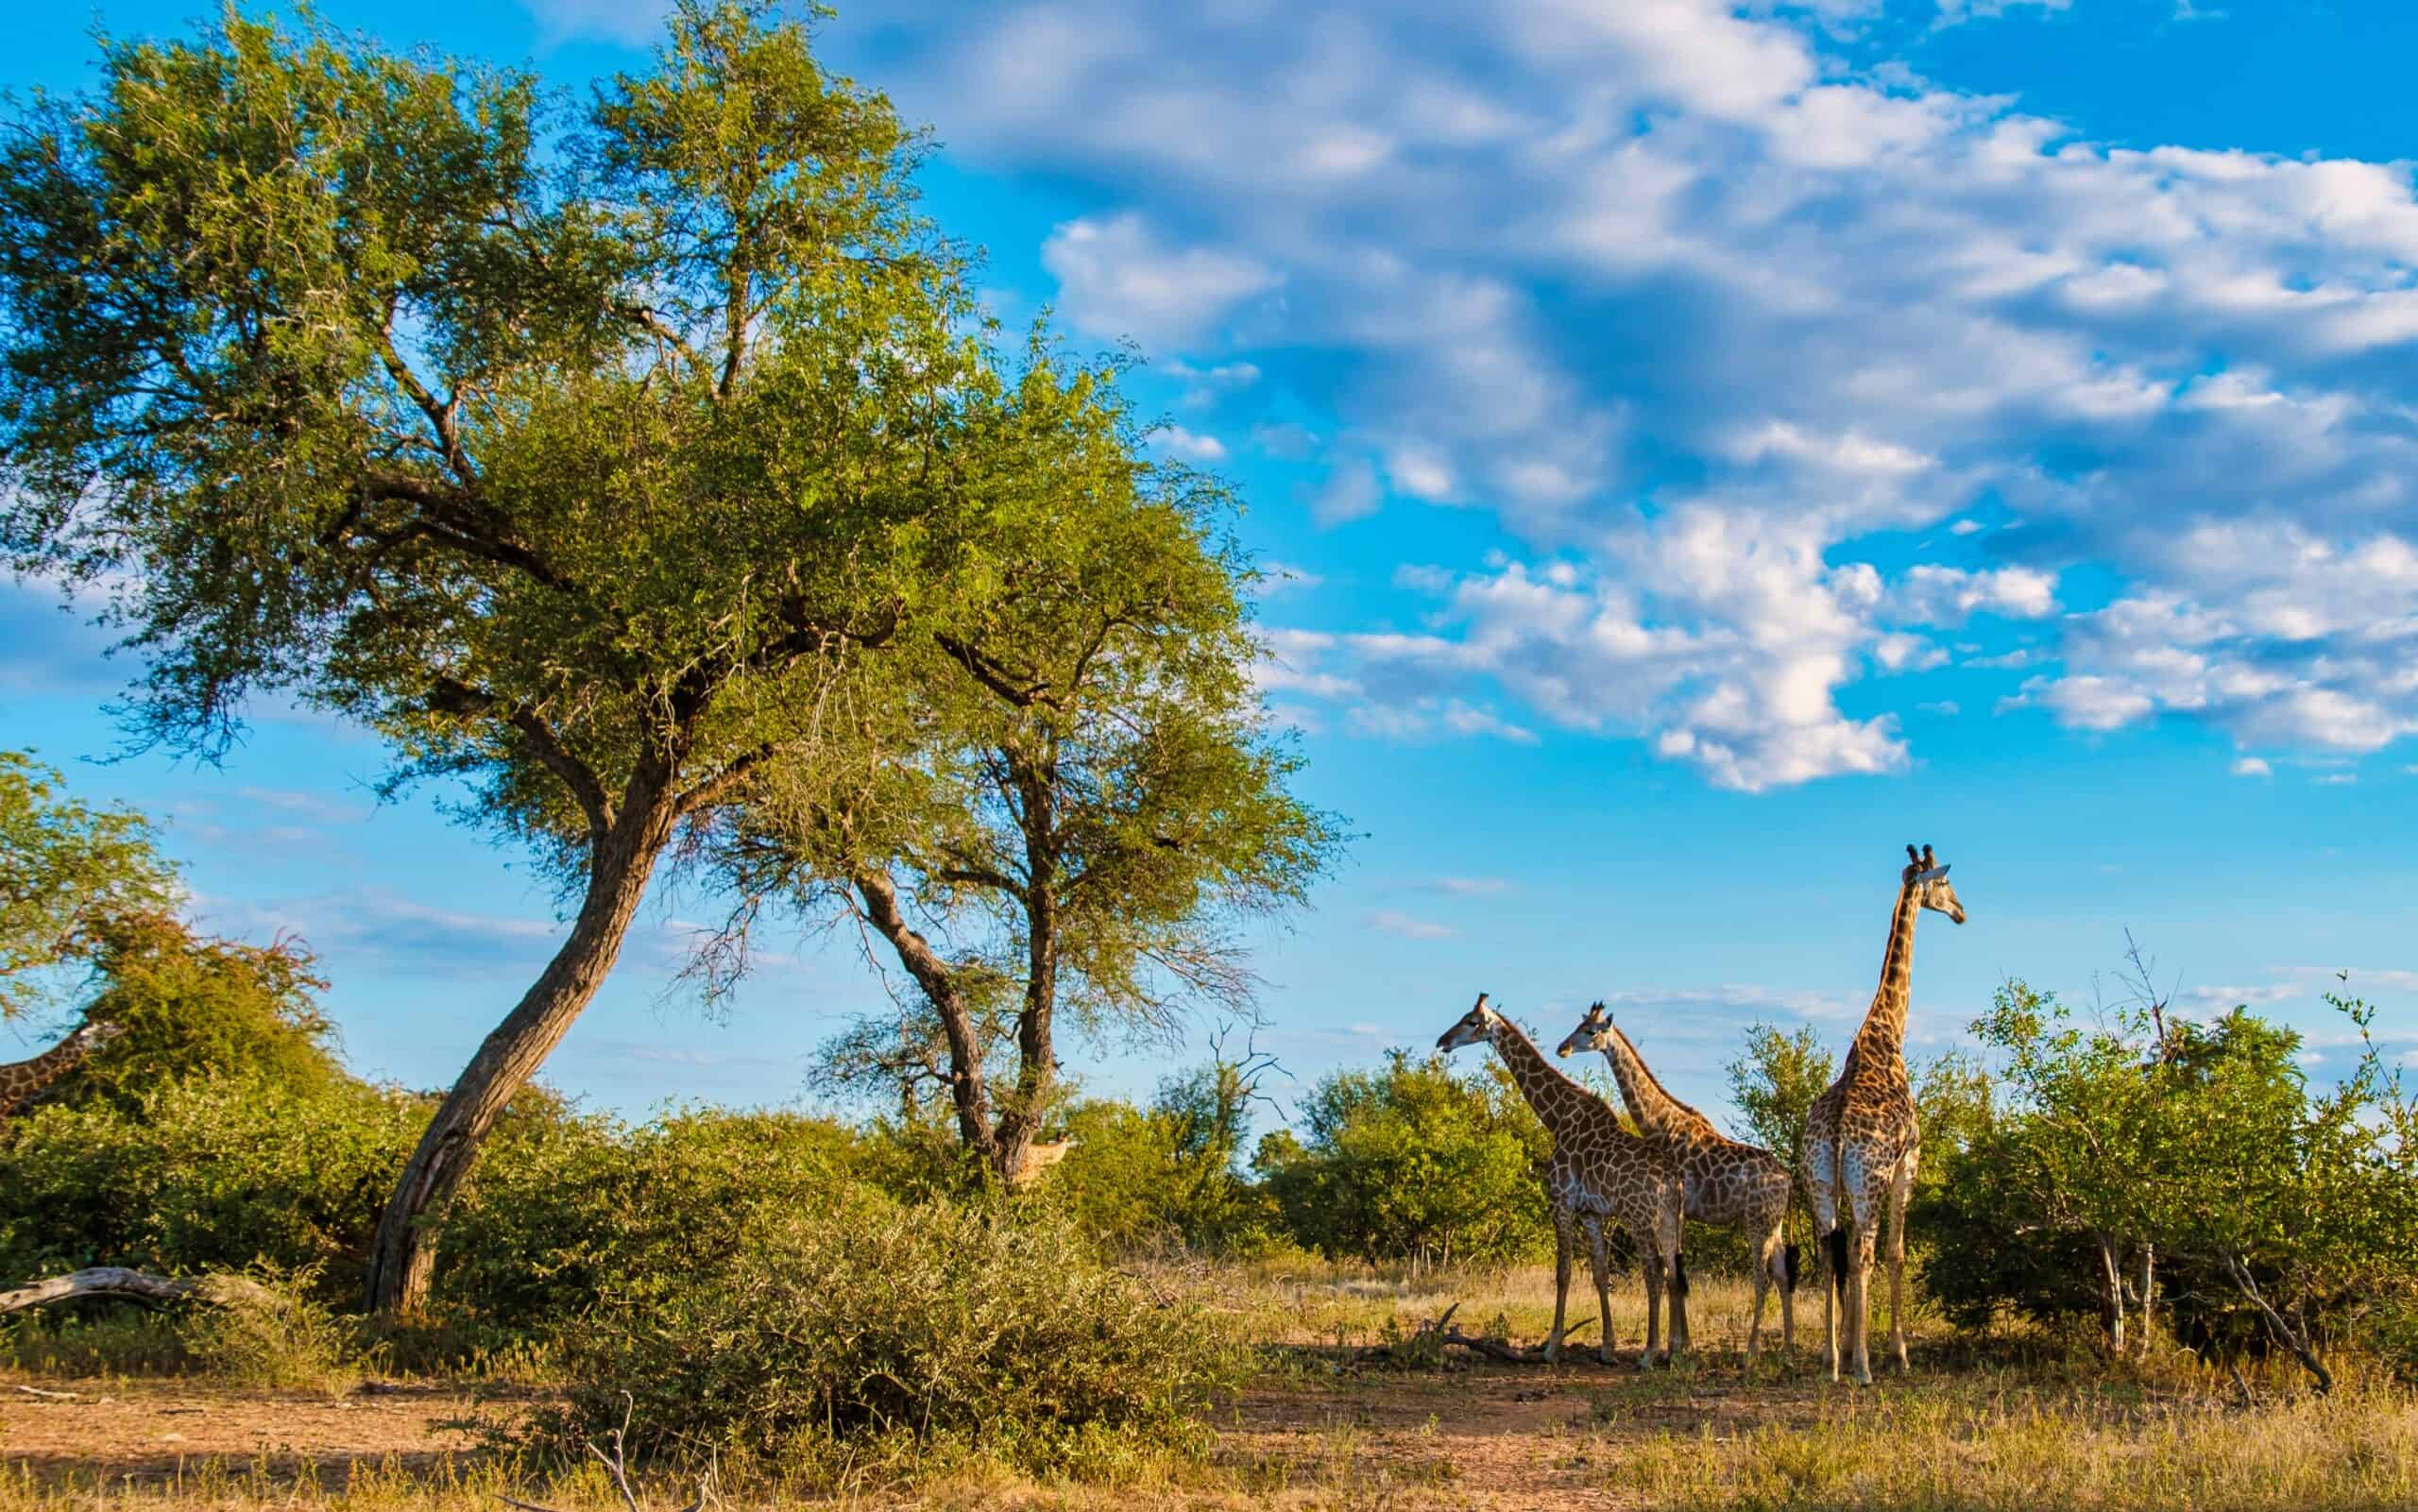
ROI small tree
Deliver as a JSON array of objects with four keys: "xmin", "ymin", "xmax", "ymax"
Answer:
[
  {"xmin": 0, "ymin": 752, "xmax": 177, "ymax": 1020},
  {"xmin": 0, "ymin": 4, "xmax": 1003, "ymax": 1312},
  {"xmin": 703, "ymin": 349, "xmax": 1345, "ymax": 1182},
  {"xmin": 1258, "ymin": 1050, "xmax": 1551, "ymax": 1269},
  {"xmin": 1724, "ymin": 1020, "xmax": 1832, "ymax": 1250}
]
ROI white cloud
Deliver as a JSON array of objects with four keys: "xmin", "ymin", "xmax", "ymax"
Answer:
[
  {"xmin": 1039, "ymin": 212, "xmax": 1280, "ymax": 349},
  {"xmin": 1365, "ymin": 908, "xmax": 1456, "ymax": 941},
  {"xmin": 835, "ymin": 0, "xmax": 2418, "ymax": 786},
  {"xmin": 2230, "ymin": 756, "xmax": 2272, "ymax": 777},
  {"xmin": 1153, "ymin": 424, "xmax": 1229, "ymax": 462}
]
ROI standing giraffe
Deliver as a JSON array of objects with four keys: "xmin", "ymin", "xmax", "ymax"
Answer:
[
  {"xmin": 0, "ymin": 1020, "xmax": 123, "ymax": 1119},
  {"xmin": 1436, "ymin": 993, "xmax": 1688, "ymax": 1367},
  {"xmin": 1557, "ymin": 1002, "xmax": 1797, "ymax": 1365},
  {"xmin": 1802, "ymin": 843, "xmax": 1966, "ymax": 1385}
]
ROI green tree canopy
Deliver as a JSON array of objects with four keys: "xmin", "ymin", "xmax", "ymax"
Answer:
[
  {"xmin": 699, "ymin": 347, "xmax": 1346, "ymax": 1181},
  {"xmin": 0, "ymin": 0, "xmax": 1014, "ymax": 1311}
]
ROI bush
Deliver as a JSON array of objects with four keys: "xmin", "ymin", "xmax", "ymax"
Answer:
[
  {"xmin": 0, "ymin": 1072, "xmax": 423, "ymax": 1299},
  {"xmin": 434, "ymin": 1099, "xmax": 869, "ymax": 1333},
  {"xmin": 1043, "ymin": 1063, "xmax": 1287, "ymax": 1258},
  {"xmin": 1256, "ymin": 1050, "xmax": 1551, "ymax": 1268},
  {"xmin": 46, "ymin": 912, "xmax": 345, "ymax": 1113},
  {"xmin": 535, "ymin": 1189, "xmax": 1245, "ymax": 1477}
]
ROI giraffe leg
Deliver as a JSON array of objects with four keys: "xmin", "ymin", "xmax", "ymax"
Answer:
[
  {"xmin": 1886, "ymin": 1147, "xmax": 1918, "ymax": 1373},
  {"xmin": 1804, "ymin": 1147, "xmax": 1843, "ymax": 1382},
  {"xmin": 1666, "ymin": 1204, "xmax": 1691, "ymax": 1361},
  {"xmin": 1588, "ymin": 1218, "xmax": 1615, "ymax": 1366},
  {"xmin": 1746, "ymin": 1214, "xmax": 1776, "ymax": 1368},
  {"xmin": 1845, "ymin": 1159, "xmax": 1882, "ymax": 1387},
  {"xmin": 1772, "ymin": 1210, "xmax": 1797, "ymax": 1360},
  {"xmin": 1547, "ymin": 1205, "xmax": 1575, "ymax": 1364},
  {"xmin": 1641, "ymin": 1227, "xmax": 1664, "ymax": 1368}
]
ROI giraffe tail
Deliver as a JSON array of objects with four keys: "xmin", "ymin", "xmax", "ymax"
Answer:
[
  {"xmin": 1783, "ymin": 1242, "xmax": 1801, "ymax": 1292},
  {"xmin": 1673, "ymin": 1249, "xmax": 1690, "ymax": 1299},
  {"xmin": 1827, "ymin": 1227, "xmax": 1849, "ymax": 1300}
]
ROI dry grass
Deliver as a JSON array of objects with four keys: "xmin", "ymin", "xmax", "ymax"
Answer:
[{"xmin": 5, "ymin": 1262, "xmax": 2413, "ymax": 1510}]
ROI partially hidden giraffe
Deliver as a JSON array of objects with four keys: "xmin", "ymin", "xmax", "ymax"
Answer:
[
  {"xmin": 1802, "ymin": 843, "xmax": 1966, "ymax": 1385},
  {"xmin": 0, "ymin": 1019, "xmax": 123, "ymax": 1119},
  {"xmin": 1437, "ymin": 993, "xmax": 1688, "ymax": 1368},
  {"xmin": 1005, "ymin": 1137, "xmax": 1079, "ymax": 1191},
  {"xmin": 1557, "ymin": 1003, "xmax": 1797, "ymax": 1365}
]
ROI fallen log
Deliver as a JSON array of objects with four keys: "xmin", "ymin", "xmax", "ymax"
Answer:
[
  {"xmin": 1354, "ymin": 1302, "xmax": 1596, "ymax": 1368},
  {"xmin": 0, "ymin": 1267, "xmax": 272, "ymax": 1315}
]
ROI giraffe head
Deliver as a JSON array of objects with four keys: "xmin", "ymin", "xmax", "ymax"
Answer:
[
  {"xmin": 1555, "ymin": 1000, "xmax": 1615, "ymax": 1060},
  {"xmin": 1435, "ymin": 992, "xmax": 1502, "ymax": 1053},
  {"xmin": 1903, "ymin": 843, "xmax": 1966, "ymax": 925},
  {"xmin": 66, "ymin": 1019, "xmax": 127, "ymax": 1053}
]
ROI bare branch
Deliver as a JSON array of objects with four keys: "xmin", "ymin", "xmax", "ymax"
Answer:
[{"xmin": 427, "ymin": 677, "xmax": 614, "ymax": 843}]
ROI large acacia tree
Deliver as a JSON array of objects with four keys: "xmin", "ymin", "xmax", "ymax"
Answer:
[
  {"xmin": 703, "ymin": 350, "xmax": 1346, "ymax": 1182},
  {"xmin": 0, "ymin": 3, "xmax": 1003, "ymax": 1311}
]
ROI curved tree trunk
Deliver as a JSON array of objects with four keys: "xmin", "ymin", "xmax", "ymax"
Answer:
[
  {"xmin": 363, "ymin": 781, "xmax": 678, "ymax": 1316},
  {"xmin": 853, "ymin": 869, "xmax": 998, "ymax": 1167}
]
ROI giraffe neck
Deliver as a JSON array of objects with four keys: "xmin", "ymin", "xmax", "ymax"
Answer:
[
  {"xmin": 1597, "ymin": 1027, "xmax": 1719, "ymax": 1147},
  {"xmin": 0, "ymin": 1031, "xmax": 98, "ymax": 1116},
  {"xmin": 1855, "ymin": 879, "xmax": 1923, "ymax": 1056},
  {"xmin": 1484, "ymin": 1016, "xmax": 1594, "ymax": 1132}
]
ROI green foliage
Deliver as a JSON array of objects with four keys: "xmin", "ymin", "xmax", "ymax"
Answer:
[
  {"xmin": 0, "ymin": 751, "xmax": 176, "ymax": 1020},
  {"xmin": 1724, "ymin": 1021, "xmax": 1832, "ymax": 1183},
  {"xmin": 434, "ymin": 1100, "xmax": 869, "ymax": 1331},
  {"xmin": 0, "ymin": 1073, "xmax": 422, "ymax": 1298},
  {"xmin": 535, "ymin": 1194, "xmax": 1245, "ymax": 1476},
  {"xmin": 43, "ymin": 913, "xmax": 344, "ymax": 1111},
  {"xmin": 1922, "ymin": 979, "xmax": 2418, "ymax": 1379},
  {"xmin": 1257, "ymin": 1051, "xmax": 1551, "ymax": 1268},
  {"xmin": 1043, "ymin": 1061, "xmax": 1286, "ymax": 1257}
]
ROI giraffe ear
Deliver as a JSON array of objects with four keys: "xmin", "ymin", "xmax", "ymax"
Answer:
[{"xmin": 1914, "ymin": 865, "xmax": 1949, "ymax": 882}]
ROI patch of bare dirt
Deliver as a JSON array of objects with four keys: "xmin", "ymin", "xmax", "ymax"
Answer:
[{"xmin": 1, "ymin": 1380, "xmax": 516, "ymax": 1484}]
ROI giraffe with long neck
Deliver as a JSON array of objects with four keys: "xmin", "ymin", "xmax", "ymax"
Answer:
[
  {"xmin": 1438, "ymin": 993, "xmax": 1688, "ymax": 1367},
  {"xmin": 1558, "ymin": 1004, "xmax": 1796, "ymax": 1365},
  {"xmin": 1802, "ymin": 843, "xmax": 1966, "ymax": 1385},
  {"xmin": 0, "ymin": 1020, "xmax": 122, "ymax": 1119}
]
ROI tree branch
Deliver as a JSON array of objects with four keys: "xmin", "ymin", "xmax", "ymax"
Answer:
[
  {"xmin": 428, "ymin": 677, "xmax": 614, "ymax": 843},
  {"xmin": 934, "ymin": 634, "xmax": 1060, "ymax": 709}
]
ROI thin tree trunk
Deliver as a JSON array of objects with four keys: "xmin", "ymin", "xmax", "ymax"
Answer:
[
  {"xmin": 2222, "ymin": 1251, "xmax": 2332, "ymax": 1395},
  {"xmin": 997, "ymin": 757, "xmax": 1058, "ymax": 1182},
  {"xmin": 2094, "ymin": 1232, "xmax": 2126, "ymax": 1354},
  {"xmin": 2135, "ymin": 1243, "xmax": 2157, "ymax": 1357},
  {"xmin": 363, "ymin": 779, "xmax": 677, "ymax": 1316},
  {"xmin": 853, "ymin": 869, "xmax": 997, "ymax": 1165}
]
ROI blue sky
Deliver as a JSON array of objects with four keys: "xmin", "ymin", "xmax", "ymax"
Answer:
[{"xmin": 5, "ymin": 0, "xmax": 2413, "ymax": 1130}]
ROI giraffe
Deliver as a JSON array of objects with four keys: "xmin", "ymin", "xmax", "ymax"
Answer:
[
  {"xmin": 1005, "ymin": 1136, "xmax": 1079, "ymax": 1191},
  {"xmin": 1557, "ymin": 1002, "xmax": 1797, "ymax": 1365},
  {"xmin": 1802, "ymin": 843, "xmax": 1966, "ymax": 1385},
  {"xmin": 0, "ymin": 1019, "xmax": 123, "ymax": 1119},
  {"xmin": 1437, "ymin": 993, "xmax": 1688, "ymax": 1368}
]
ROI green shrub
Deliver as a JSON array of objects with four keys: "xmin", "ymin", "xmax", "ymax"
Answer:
[
  {"xmin": 535, "ymin": 1189, "xmax": 1245, "ymax": 1477},
  {"xmin": 1256, "ymin": 1050, "xmax": 1551, "ymax": 1268},
  {"xmin": 0, "ymin": 1072, "xmax": 422, "ymax": 1298},
  {"xmin": 1044, "ymin": 1065, "xmax": 1286, "ymax": 1258},
  {"xmin": 434, "ymin": 1099, "xmax": 868, "ymax": 1333}
]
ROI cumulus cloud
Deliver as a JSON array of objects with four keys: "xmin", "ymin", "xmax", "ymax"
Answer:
[
  {"xmin": 827, "ymin": 0, "xmax": 2418, "ymax": 786},
  {"xmin": 1039, "ymin": 212, "xmax": 1281, "ymax": 349}
]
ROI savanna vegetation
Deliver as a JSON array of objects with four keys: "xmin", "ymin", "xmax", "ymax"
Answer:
[{"xmin": 0, "ymin": 4, "xmax": 2413, "ymax": 1509}]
